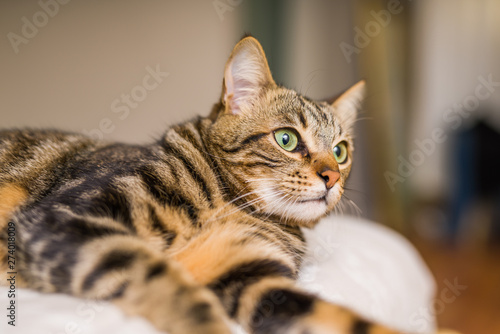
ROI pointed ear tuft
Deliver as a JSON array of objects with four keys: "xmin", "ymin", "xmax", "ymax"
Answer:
[
  {"xmin": 331, "ymin": 80, "xmax": 366, "ymax": 128},
  {"xmin": 222, "ymin": 37, "xmax": 276, "ymax": 115}
]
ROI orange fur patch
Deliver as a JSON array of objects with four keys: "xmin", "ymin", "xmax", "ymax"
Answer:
[
  {"xmin": 303, "ymin": 300, "xmax": 355, "ymax": 332},
  {"xmin": 0, "ymin": 183, "xmax": 28, "ymax": 286},
  {"xmin": 172, "ymin": 222, "xmax": 290, "ymax": 285},
  {"xmin": 0, "ymin": 183, "xmax": 28, "ymax": 229}
]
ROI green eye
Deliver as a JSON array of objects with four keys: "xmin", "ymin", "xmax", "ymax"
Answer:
[
  {"xmin": 333, "ymin": 141, "xmax": 348, "ymax": 164},
  {"xmin": 274, "ymin": 129, "xmax": 298, "ymax": 151}
]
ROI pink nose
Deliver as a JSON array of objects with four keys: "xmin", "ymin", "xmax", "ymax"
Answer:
[{"xmin": 318, "ymin": 170, "xmax": 340, "ymax": 189}]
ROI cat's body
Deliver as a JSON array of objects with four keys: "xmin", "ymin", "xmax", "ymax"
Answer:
[{"xmin": 0, "ymin": 37, "xmax": 402, "ymax": 334}]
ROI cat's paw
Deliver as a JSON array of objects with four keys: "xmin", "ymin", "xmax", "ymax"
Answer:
[
  {"xmin": 119, "ymin": 278, "xmax": 232, "ymax": 334},
  {"xmin": 297, "ymin": 300, "xmax": 402, "ymax": 334},
  {"xmin": 172, "ymin": 286, "xmax": 233, "ymax": 334}
]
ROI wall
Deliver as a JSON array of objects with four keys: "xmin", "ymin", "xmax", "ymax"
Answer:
[{"xmin": 1, "ymin": 0, "xmax": 239, "ymax": 143}]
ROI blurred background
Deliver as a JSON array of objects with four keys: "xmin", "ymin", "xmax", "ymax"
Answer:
[{"xmin": 1, "ymin": 0, "xmax": 499, "ymax": 333}]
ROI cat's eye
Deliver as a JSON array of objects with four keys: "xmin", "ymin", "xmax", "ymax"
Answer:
[
  {"xmin": 274, "ymin": 129, "xmax": 298, "ymax": 152},
  {"xmin": 333, "ymin": 141, "xmax": 348, "ymax": 164}
]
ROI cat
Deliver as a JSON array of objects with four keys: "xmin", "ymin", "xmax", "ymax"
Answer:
[{"xmin": 0, "ymin": 36, "xmax": 402, "ymax": 334}]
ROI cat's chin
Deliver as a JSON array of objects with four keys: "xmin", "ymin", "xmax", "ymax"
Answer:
[
  {"xmin": 294, "ymin": 200, "xmax": 329, "ymax": 222},
  {"xmin": 263, "ymin": 195, "xmax": 330, "ymax": 224}
]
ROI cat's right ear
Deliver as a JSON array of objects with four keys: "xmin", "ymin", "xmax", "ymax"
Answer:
[{"xmin": 221, "ymin": 37, "xmax": 276, "ymax": 115}]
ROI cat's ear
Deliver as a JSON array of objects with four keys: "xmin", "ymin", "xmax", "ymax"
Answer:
[
  {"xmin": 222, "ymin": 36, "xmax": 276, "ymax": 115},
  {"xmin": 331, "ymin": 80, "xmax": 366, "ymax": 128}
]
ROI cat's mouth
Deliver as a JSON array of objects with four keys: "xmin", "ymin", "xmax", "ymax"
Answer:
[
  {"xmin": 255, "ymin": 185, "xmax": 333, "ymax": 224},
  {"xmin": 298, "ymin": 195, "xmax": 327, "ymax": 204}
]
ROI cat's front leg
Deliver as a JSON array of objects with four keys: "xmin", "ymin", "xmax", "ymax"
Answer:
[{"xmin": 235, "ymin": 276, "xmax": 401, "ymax": 334}]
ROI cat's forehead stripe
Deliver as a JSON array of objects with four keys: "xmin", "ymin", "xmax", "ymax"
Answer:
[
  {"xmin": 298, "ymin": 110, "xmax": 307, "ymax": 128},
  {"xmin": 301, "ymin": 101, "xmax": 323, "ymax": 125},
  {"xmin": 298, "ymin": 98, "xmax": 334, "ymax": 129}
]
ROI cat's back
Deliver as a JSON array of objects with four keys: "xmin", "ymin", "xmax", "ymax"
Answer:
[
  {"xmin": 0, "ymin": 128, "xmax": 97, "ymax": 167},
  {"xmin": 0, "ymin": 129, "xmax": 96, "ymax": 185},
  {"xmin": 0, "ymin": 129, "xmax": 159, "ymax": 199}
]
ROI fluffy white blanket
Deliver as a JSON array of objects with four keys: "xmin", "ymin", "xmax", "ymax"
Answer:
[{"xmin": 0, "ymin": 216, "xmax": 436, "ymax": 334}]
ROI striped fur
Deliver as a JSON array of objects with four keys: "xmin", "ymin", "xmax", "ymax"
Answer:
[{"xmin": 0, "ymin": 37, "xmax": 410, "ymax": 334}]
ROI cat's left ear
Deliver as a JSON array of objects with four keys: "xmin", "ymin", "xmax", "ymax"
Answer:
[
  {"xmin": 331, "ymin": 80, "xmax": 366, "ymax": 128},
  {"xmin": 222, "ymin": 36, "xmax": 276, "ymax": 115}
]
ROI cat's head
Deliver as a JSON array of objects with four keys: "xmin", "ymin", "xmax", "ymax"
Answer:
[{"xmin": 207, "ymin": 37, "xmax": 365, "ymax": 228}]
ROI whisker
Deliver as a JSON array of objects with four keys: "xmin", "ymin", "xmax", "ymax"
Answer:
[
  {"xmin": 342, "ymin": 194, "xmax": 363, "ymax": 217},
  {"xmin": 208, "ymin": 190, "xmax": 281, "ymax": 222},
  {"xmin": 342, "ymin": 187, "xmax": 366, "ymax": 193},
  {"xmin": 205, "ymin": 189, "xmax": 260, "ymax": 222}
]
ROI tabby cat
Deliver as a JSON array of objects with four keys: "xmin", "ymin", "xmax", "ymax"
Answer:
[{"xmin": 1, "ymin": 36, "xmax": 401, "ymax": 334}]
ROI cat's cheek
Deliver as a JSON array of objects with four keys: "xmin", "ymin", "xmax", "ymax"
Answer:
[{"xmin": 326, "ymin": 184, "xmax": 344, "ymax": 210}]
